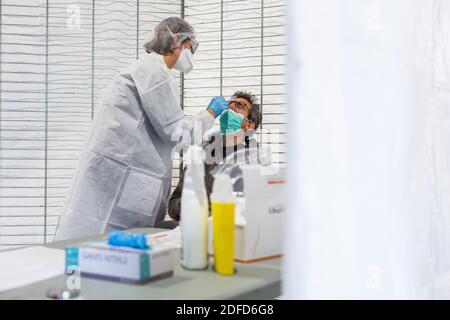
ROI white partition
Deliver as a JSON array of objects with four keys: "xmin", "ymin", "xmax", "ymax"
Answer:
[{"xmin": 284, "ymin": 0, "xmax": 450, "ymax": 299}]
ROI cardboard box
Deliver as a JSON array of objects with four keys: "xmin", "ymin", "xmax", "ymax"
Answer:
[
  {"xmin": 65, "ymin": 241, "xmax": 174, "ymax": 284},
  {"xmin": 209, "ymin": 165, "xmax": 285, "ymax": 263}
]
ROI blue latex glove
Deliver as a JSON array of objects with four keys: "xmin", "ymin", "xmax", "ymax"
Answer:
[
  {"xmin": 107, "ymin": 231, "xmax": 149, "ymax": 249},
  {"xmin": 207, "ymin": 96, "xmax": 228, "ymax": 118}
]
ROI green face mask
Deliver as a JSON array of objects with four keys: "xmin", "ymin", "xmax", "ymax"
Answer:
[{"xmin": 219, "ymin": 109, "xmax": 244, "ymax": 135}]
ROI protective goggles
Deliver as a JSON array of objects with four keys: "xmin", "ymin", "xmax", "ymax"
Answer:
[{"xmin": 186, "ymin": 37, "xmax": 199, "ymax": 54}]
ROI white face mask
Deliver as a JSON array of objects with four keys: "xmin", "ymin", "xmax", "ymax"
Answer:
[{"xmin": 174, "ymin": 47, "xmax": 194, "ymax": 74}]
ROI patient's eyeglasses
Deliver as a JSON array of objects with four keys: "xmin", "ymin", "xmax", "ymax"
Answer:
[{"xmin": 228, "ymin": 99, "xmax": 250, "ymax": 113}]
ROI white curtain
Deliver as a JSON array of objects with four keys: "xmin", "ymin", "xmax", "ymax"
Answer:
[{"xmin": 284, "ymin": 0, "xmax": 450, "ymax": 299}]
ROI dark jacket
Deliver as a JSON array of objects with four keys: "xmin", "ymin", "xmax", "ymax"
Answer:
[{"xmin": 168, "ymin": 133, "xmax": 256, "ymax": 221}]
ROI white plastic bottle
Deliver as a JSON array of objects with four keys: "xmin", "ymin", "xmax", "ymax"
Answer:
[{"xmin": 180, "ymin": 146, "xmax": 209, "ymax": 270}]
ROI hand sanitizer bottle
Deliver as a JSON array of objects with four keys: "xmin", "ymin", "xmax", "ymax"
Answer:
[{"xmin": 180, "ymin": 146, "xmax": 209, "ymax": 270}]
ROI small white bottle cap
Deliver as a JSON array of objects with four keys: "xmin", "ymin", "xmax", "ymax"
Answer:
[{"xmin": 211, "ymin": 174, "xmax": 234, "ymax": 203}]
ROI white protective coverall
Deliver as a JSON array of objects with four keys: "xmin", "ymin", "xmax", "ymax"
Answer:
[{"xmin": 55, "ymin": 53, "xmax": 214, "ymax": 240}]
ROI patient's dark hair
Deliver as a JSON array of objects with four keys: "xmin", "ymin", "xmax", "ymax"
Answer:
[{"xmin": 231, "ymin": 90, "xmax": 262, "ymax": 130}]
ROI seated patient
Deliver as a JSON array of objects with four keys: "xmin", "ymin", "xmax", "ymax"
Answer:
[{"xmin": 168, "ymin": 90, "xmax": 262, "ymax": 222}]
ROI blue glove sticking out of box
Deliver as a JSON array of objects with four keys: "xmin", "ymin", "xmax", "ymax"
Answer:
[{"xmin": 108, "ymin": 231, "xmax": 149, "ymax": 250}]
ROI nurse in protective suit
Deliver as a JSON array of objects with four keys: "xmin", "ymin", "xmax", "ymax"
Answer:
[{"xmin": 55, "ymin": 17, "xmax": 228, "ymax": 240}]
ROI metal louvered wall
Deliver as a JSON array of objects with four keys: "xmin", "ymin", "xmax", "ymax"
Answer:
[
  {"xmin": 183, "ymin": 0, "xmax": 287, "ymax": 163},
  {"xmin": 0, "ymin": 0, "xmax": 286, "ymax": 250},
  {"xmin": 0, "ymin": 0, "xmax": 181, "ymax": 249}
]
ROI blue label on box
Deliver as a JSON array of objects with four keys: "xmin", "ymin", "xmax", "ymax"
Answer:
[
  {"xmin": 65, "ymin": 246, "xmax": 79, "ymax": 273},
  {"xmin": 140, "ymin": 254, "xmax": 150, "ymax": 279}
]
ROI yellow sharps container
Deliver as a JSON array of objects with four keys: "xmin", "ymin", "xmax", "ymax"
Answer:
[{"xmin": 211, "ymin": 174, "xmax": 236, "ymax": 276}]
